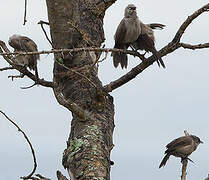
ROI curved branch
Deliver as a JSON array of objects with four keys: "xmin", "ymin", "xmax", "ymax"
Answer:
[
  {"xmin": 172, "ymin": 3, "xmax": 209, "ymax": 43},
  {"xmin": 0, "ymin": 110, "xmax": 37, "ymax": 179}
]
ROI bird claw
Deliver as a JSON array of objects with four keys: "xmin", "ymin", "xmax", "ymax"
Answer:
[{"xmin": 181, "ymin": 157, "xmax": 194, "ymax": 164}]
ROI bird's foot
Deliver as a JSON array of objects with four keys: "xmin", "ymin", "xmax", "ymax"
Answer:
[{"xmin": 181, "ymin": 157, "xmax": 194, "ymax": 164}]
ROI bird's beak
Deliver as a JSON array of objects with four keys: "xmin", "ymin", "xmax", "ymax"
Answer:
[{"xmin": 200, "ymin": 140, "xmax": 203, "ymax": 144}]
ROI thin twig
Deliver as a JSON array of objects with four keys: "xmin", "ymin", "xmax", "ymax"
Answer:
[
  {"xmin": 0, "ymin": 110, "xmax": 37, "ymax": 179},
  {"xmin": 0, "ymin": 67, "xmax": 14, "ymax": 71},
  {"xmin": 0, "ymin": 47, "xmax": 146, "ymax": 62},
  {"xmin": 23, "ymin": 0, "xmax": 27, "ymax": 25},
  {"xmin": 8, "ymin": 74, "xmax": 25, "ymax": 81},
  {"xmin": 38, "ymin": 21, "xmax": 53, "ymax": 47}
]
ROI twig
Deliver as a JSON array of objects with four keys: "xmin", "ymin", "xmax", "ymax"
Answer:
[
  {"xmin": 8, "ymin": 74, "xmax": 25, "ymax": 81},
  {"xmin": 0, "ymin": 110, "xmax": 37, "ymax": 179},
  {"xmin": 181, "ymin": 159, "xmax": 188, "ymax": 180},
  {"xmin": 57, "ymin": 171, "xmax": 68, "ymax": 180},
  {"xmin": 184, "ymin": 130, "xmax": 190, "ymax": 136},
  {"xmin": 23, "ymin": 0, "xmax": 27, "ymax": 25},
  {"xmin": 0, "ymin": 67, "xmax": 14, "ymax": 71},
  {"xmin": 21, "ymin": 82, "xmax": 37, "ymax": 89},
  {"xmin": 0, "ymin": 47, "xmax": 146, "ymax": 62},
  {"xmin": 38, "ymin": 21, "xmax": 53, "ymax": 47}
]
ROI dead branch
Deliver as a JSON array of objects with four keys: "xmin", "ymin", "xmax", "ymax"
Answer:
[
  {"xmin": 0, "ymin": 47, "xmax": 146, "ymax": 61},
  {"xmin": 0, "ymin": 110, "xmax": 37, "ymax": 179},
  {"xmin": 0, "ymin": 66, "xmax": 14, "ymax": 71},
  {"xmin": 38, "ymin": 20, "xmax": 53, "ymax": 47},
  {"xmin": 181, "ymin": 159, "xmax": 188, "ymax": 180},
  {"xmin": 23, "ymin": 0, "xmax": 27, "ymax": 25},
  {"xmin": 8, "ymin": 73, "xmax": 25, "ymax": 81},
  {"xmin": 180, "ymin": 42, "xmax": 209, "ymax": 50}
]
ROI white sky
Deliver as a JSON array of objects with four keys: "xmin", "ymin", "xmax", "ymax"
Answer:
[{"xmin": 0, "ymin": 0, "xmax": 209, "ymax": 180}]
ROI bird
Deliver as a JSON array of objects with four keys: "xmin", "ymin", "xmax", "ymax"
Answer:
[
  {"xmin": 111, "ymin": 4, "xmax": 141, "ymax": 69},
  {"xmin": 159, "ymin": 135, "xmax": 203, "ymax": 168},
  {"xmin": 8, "ymin": 34, "xmax": 40, "ymax": 82},
  {"xmin": 112, "ymin": 4, "xmax": 165, "ymax": 69},
  {"xmin": 131, "ymin": 22, "xmax": 166, "ymax": 68}
]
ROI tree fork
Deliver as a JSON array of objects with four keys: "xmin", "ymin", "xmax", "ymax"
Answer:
[{"xmin": 46, "ymin": 0, "xmax": 115, "ymax": 179}]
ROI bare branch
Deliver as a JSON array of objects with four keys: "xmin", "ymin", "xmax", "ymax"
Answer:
[
  {"xmin": 0, "ymin": 47, "xmax": 146, "ymax": 61},
  {"xmin": 38, "ymin": 20, "xmax": 53, "ymax": 47},
  {"xmin": 23, "ymin": 0, "xmax": 27, "ymax": 25},
  {"xmin": 172, "ymin": 3, "xmax": 209, "ymax": 43},
  {"xmin": 8, "ymin": 73, "xmax": 25, "ymax": 81},
  {"xmin": 53, "ymin": 86, "xmax": 95, "ymax": 121},
  {"xmin": 180, "ymin": 42, "xmax": 209, "ymax": 50},
  {"xmin": 0, "ymin": 66, "xmax": 14, "ymax": 71},
  {"xmin": 0, "ymin": 110, "xmax": 37, "ymax": 179},
  {"xmin": 181, "ymin": 159, "xmax": 188, "ymax": 180}
]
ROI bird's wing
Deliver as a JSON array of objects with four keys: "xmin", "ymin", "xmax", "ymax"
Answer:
[
  {"xmin": 166, "ymin": 136, "xmax": 193, "ymax": 152},
  {"xmin": 20, "ymin": 36, "xmax": 38, "ymax": 52},
  {"xmin": 114, "ymin": 18, "xmax": 127, "ymax": 48}
]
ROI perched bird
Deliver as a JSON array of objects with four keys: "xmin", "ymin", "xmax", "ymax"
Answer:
[
  {"xmin": 112, "ymin": 4, "xmax": 141, "ymax": 69},
  {"xmin": 112, "ymin": 4, "xmax": 165, "ymax": 69},
  {"xmin": 8, "ymin": 34, "xmax": 40, "ymax": 81},
  {"xmin": 159, "ymin": 135, "xmax": 203, "ymax": 168},
  {"xmin": 131, "ymin": 22, "xmax": 166, "ymax": 68}
]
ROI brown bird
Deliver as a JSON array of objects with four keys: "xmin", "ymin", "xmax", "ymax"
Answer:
[
  {"xmin": 159, "ymin": 135, "xmax": 203, "ymax": 168},
  {"xmin": 8, "ymin": 34, "xmax": 40, "ymax": 81},
  {"xmin": 131, "ymin": 22, "xmax": 166, "ymax": 68},
  {"xmin": 112, "ymin": 4, "xmax": 141, "ymax": 69}
]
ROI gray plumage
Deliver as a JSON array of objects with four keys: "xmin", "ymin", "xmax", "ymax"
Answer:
[
  {"xmin": 159, "ymin": 135, "xmax": 203, "ymax": 168},
  {"xmin": 112, "ymin": 4, "xmax": 141, "ymax": 69},
  {"xmin": 8, "ymin": 34, "xmax": 40, "ymax": 80},
  {"xmin": 112, "ymin": 4, "xmax": 165, "ymax": 69},
  {"xmin": 131, "ymin": 22, "xmax": 166, "ymax": 68}
]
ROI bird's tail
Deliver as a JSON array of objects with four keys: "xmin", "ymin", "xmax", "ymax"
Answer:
[
  {"xmin": 159, "ymin": 154, "xmax": 170, "ymax": 168},
  {"xmin": 151, "ymin": 48, "xmax": 166, "ymax": 68},
  {"xmin": 111, "ymin": 51, "xmax": 128, "ymax": 69},
  {"xmin": 148, "ymin": 23, "xmax": 166, "ymax": 30}
]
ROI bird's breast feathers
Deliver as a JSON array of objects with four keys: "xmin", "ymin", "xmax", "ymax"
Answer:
[{"xmin": 124, "ymin": 18, "xmax": 141, "ymax": 43}]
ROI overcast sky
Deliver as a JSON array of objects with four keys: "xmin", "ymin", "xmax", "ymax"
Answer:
[{"xmin": 0, "ymin": 1, "xmax": 209, "ymax": 180}]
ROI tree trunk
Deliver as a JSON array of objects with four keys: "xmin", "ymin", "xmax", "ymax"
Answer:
[{"xmin": 45, "ymin": 1, "xmax": 115, "ymax": 179}]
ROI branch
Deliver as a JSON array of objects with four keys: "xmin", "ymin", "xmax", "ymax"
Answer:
[
  {"xmin": 53, "ymin": 86, "xmax": 95, "ymax": 121},
  {"xmin": 38, "ymin": 20, "xmax": 53, "ymax": 47},
  {"xmin": 0, "ymin": 40, "xmax": 54, "ymax": 88},
  {"xmin": 180, "ymin": 42, "xmax": 209, "ymax": 50},
  {"xmin": 23, "ymin": 0, "xmax": 27, "ymax": 25},
  {"xmin": 172, "ymin": 3, "xmax": 209, "ymax": 43},
  {"xmin": 0, "ymin": 47, "xmax": 146, "ymax": 61},
  {"xmin": 181, "ymin": 159, "xmax": 188, "ymax": 180},
  {"xmin": 0, "ymin": 110, "xmax": 37, "ymax": 179},
  {"xmin": 0, "ymin": 66, "xmax": 15, "ymax": 71}
]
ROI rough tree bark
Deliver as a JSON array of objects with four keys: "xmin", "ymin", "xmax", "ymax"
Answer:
[{"xmin": 45, "ymin": 0, "xmax": 115, "ymax": 179}]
